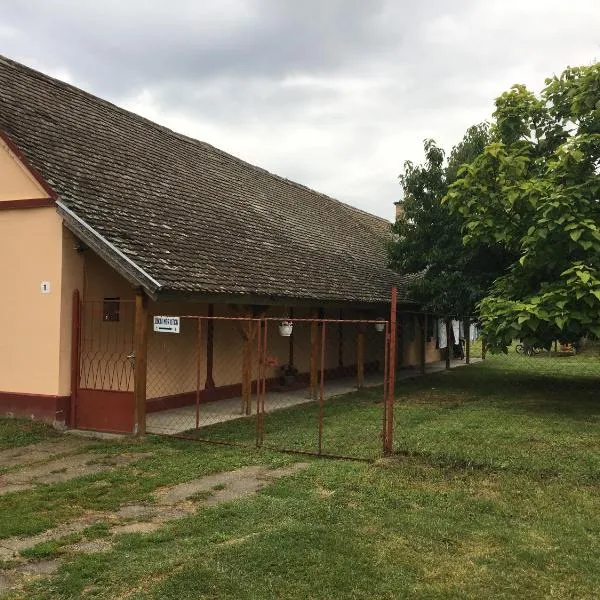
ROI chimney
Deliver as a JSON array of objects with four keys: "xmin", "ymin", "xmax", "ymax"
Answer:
[{"xmin": 394, "ymin": 201, "xmax": 404, "ymax": 221}]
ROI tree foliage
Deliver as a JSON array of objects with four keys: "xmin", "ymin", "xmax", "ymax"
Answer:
[
  {"xmin": 389, "ymin": 124, "xmax": 511, "ymax": 316},
  {"xmin": 444, "ymin": 63, "xmax": 600, "ymax": 351}
]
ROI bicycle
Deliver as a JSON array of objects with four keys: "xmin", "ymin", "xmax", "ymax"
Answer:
[{"xmin": 515, "ymin": 343, "xmax": 540, "ymax": 356}]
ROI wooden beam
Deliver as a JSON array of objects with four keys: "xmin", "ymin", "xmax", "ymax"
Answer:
[
  {"xmin": 195, "ymin": 319, "xmax": 202, "ymax": 429},
  {"xmin": 338, "ymin": 308, "xmax": 344, "ymax": 368},
  {"xmin": 231, "ymin": 305, "xmax": 265, "ymax": 414},
  {"xmin": 419, "ymin": 314, "xmax": 426, "ymax": 376},
  {"xmin": 133, "ymin": 289, "xmax": 149, "ymax": 436},
  {"xmin": 205, "ymin": 304, "xmax": 215, "ymax": 389},
  {"xmin": 288, "ymin": 307, "xmax": 294, "ymax": 367},
  {"xmin": 356, "ymin": 324, "xmax": 365, "ymax": 389},
  {"xmin": 69, "ymin": 289, "xmax": 81, "ymax": 428},
  {"xmin": 242, "ymin": 319, "xmax": 253, "ymax": 415}
]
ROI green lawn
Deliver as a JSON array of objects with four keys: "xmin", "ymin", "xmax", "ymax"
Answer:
[{"xmin": 2, "ymin": 347, "xmax": 600, "ymax": 599}]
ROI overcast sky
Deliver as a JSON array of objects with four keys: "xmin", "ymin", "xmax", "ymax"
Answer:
[{"xmin": 1, "ymin": 1, "xmax": 598, "ymax": 219}]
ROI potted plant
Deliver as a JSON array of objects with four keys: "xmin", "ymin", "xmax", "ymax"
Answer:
[
  {"xmin": 279, "ymin": 320, "xmax": 293, "ymax": 336},
  {"xmin": 374, "ymin": 320, "xmax": 385, "ymax": 332},
  {"xmin": 279, "ymin": 364, "xmax": 299, "ymax": 386}
]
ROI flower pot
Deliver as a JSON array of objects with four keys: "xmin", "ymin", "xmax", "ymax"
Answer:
[
  {"xmin": 279, "ymin": 322, "xmax": 293, "ymax": 336},
  {"xmin": 374, "ymin": 322, "xmax": 385, "ymax": 332}
]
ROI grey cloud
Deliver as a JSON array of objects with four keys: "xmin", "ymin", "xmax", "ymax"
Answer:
[{"xmin": 1, "ymin": 0, "xmax": 599, "ymax": 219}]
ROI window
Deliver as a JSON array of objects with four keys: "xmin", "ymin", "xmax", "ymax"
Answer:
[{"xmin": 102, "ymin": 297, "xmax": 120, "ymax": 322}]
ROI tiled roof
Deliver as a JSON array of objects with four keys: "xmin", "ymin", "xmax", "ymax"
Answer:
[{"xmin": 0, "ymin": 56, "xmax": 415, "ymax": 304}]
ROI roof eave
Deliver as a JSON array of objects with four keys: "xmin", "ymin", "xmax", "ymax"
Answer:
[{"xmin": 56, "ymin": 201, "xmax": 163, "ymax": 299}]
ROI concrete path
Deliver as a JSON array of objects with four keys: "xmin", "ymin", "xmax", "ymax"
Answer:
[
  {"xmin": 146, "ymin": 359, "xmax": 478, "ymax": 435},
  {"xmin": 0, "ymin": 462, "xmax": 309, "ymax": 596}
]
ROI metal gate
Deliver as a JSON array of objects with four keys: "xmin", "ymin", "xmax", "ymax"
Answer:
[{"xmin": 73, "ymin": 296, "xmax": 136, "ymax": 432}]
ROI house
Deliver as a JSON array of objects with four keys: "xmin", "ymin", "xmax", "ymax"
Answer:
[{"xmin": 0, "ymin": 56, "xmax": 443, "ymax": 433}]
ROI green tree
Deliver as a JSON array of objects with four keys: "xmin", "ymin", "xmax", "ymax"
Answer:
[
  {"xmin": 444, "ymin": 63, "xmax": 600, "ymax": 351},
  {"xmin": 389, "ymin": 124, "xmax": 510, "ymax": 317}
]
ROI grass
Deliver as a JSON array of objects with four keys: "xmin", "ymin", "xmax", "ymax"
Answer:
[
  {"xmin": 1, "ymin": 348, "xmax": 600, "ymax": 599},
  {"xmin": 0, "ymin": 420, "xmax": 58, "ymax": 451}
]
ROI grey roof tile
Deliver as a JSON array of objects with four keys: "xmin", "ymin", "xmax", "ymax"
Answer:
[{"xmin": 0, "ymin": 56, "xmax": 415, "ymax": 304}]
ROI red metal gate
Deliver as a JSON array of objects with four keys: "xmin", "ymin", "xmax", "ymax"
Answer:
[{"xmin": 73, "ymin": 296, "xmax": 136, "ymax": 432}]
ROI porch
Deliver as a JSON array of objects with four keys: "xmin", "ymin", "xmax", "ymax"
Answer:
[{"xmin": 146, "ymin": 359, "xmax": 476, "ymax": 435}]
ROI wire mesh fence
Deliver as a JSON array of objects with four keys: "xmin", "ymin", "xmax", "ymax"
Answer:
[
  {"xmin": 144, "ymin": 315, "xmax": 391, "ymax": 459},
  {"xmin": 74, "ymin": 299, "xmax": 491, "ymax": 453}
]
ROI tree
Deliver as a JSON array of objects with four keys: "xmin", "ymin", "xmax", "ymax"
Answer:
[
  {"xmin": 444, "ymin": 63, "xmax": 600, "ymax": 351},
  {"xmin": 389, "ymin": 124, "xmax": 511, "ymax": 318}
]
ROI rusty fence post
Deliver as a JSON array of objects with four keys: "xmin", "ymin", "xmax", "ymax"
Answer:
[
  {"xmin": 195, "ymin": 318, "xmax": 202, "ymax": 429},
  {"xmin": 382, "ymin": 319, "xmax": 389, "ymax": 455},
  {"xmin": 260, "ymin": 320, "xmax": 268, "ymax": 445},
  {"xmin": 255, "ymin": 318, "xmax": 264, "ymax": 447},
  {"xmin": 133, "ymin": 289, "xmax": 148, "ymax": 436},
  {"xmin": 317, "ymin": 321, "xmax": 326, "ymax": 455},
  {"xmin": 385, "ymin": 286, "xmax": 397, "ymax": 455}
]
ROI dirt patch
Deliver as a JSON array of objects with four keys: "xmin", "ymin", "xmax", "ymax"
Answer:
[
  {"xmin": 65, "ymin": 539, "xmax": 112, "ymax": 554},
  {"xmin": 0, "ymin": 452, "xmax": 151, "ymax": 496},
  {"xmin": 155, "ymin": 463, "xmax": 310, "ymax": 506},
  {"xmin": 0, "ymin": 559, "xmax": 61, "ymax": 596},
  {"xmin": 317, "ymin": 485, "xmax": 334, "ymax": 499},
  {"xmin": 15, "ymin": 559, "xmax": 61, "ymax": 575},
  {"xmin": 114, "ymin": 504, "xmax": 154, "ymax": 520},
  {"xmin": 0, "ymin": 511, "xmax": 106, "ymax": 559},
  {"xmin": 0, "ymin": 439, "xmax": 94, "ymax": 470},
  {"xmin": 0, "ymin": 461, "xmax": 311, "ymax": 594},
  {"xmin": 0, "ymin": 571, "xmax": 20, "ymax": 597},
  {"xmin": 111, "ymin": 522, "xmax": 161, "ymax": 535}
]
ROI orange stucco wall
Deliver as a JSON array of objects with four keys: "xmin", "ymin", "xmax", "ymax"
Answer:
[
  {"xmin": 0, "ymin": 209, "xmax": 84, "ymax": 396},
  {"xmin": 0, "ymin": 139, "xmax": 85, "ymax": 401},
  {"xmin": 398, "ymin": 313, "xmax": 443, "ymax": 367},
  {"xmin": 142, "ymin": 304, "xmax": 388, "ymax": 400},
  {"xmin": 0, "ymin": 137, "xmax": 47, "ymax": 201}
]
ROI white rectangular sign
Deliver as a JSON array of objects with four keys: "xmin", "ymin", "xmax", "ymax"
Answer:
[{"xmin": 153, "ymin": 316, "xmax": 180, "ymax": 333}]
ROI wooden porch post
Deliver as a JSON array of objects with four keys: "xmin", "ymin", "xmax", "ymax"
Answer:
[
  {"xmin": 338, "ymin": 308, "xmax": 344, "ymax": 369},
  {"xmin": 288, "ymin": 307, "xmax": 294, "ymax": 367},
  {"xmin": 204, "ymin": 304, "xmax": 215, "ymax": 390},
  {"xmin": 356, "ymin": 323, "xmax": 365, "ymax": 389},
  {"xmin": 69, "ymin": 289, "xmax": 81, "ymax": 428},
  {"xmin": 133, "ymin": 289, "xmax": 148, "ymax": 436},
  {"xmin": 419, "ymin": 314, "xmax": 426, "ymax": 376},
  {"xmin": 310, "ymin": 309, "xmax": 319, "ymax": 400},
  {"xmin": 241, "ymin": 316, "xmax": 253, "ymax": 415}
]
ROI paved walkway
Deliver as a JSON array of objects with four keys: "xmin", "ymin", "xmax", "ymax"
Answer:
[{"xmin": 146, "ymin": 358, "xmax": 479, "ymax": 435}]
